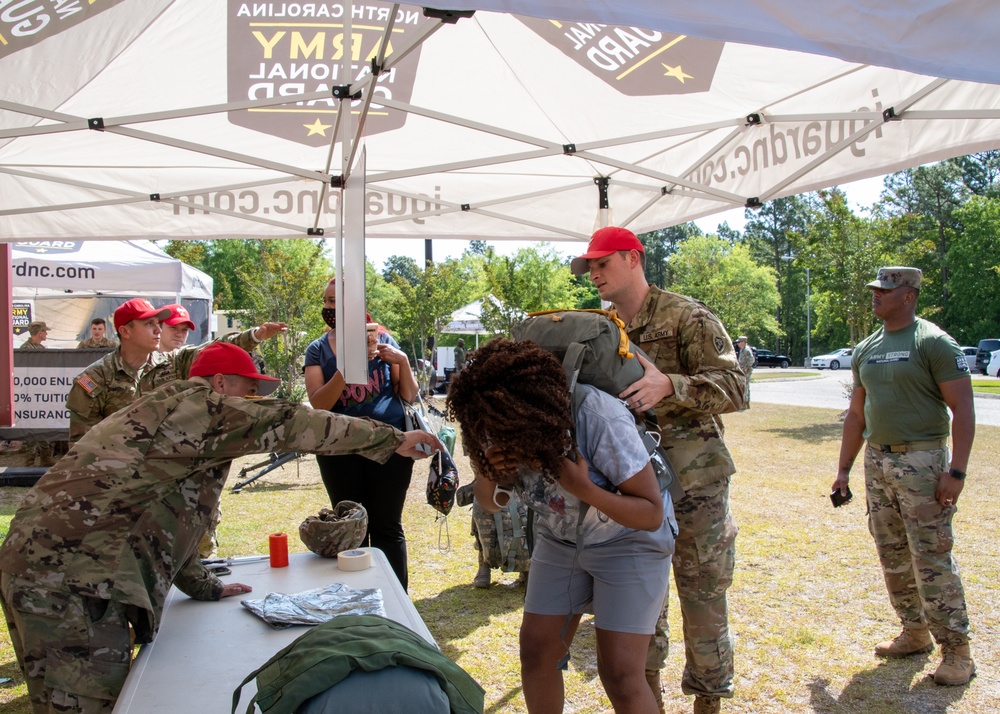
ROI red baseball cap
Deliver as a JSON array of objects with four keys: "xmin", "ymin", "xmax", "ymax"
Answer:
[
  {"xmin": 189, "ymin": 342, "xmax": 280, "ymax": 396},
  {"xmin": 114, "ymin": 298, "xmax": 171, "ymax": 331},
  {"xmin": 162, "ymin": 303, "xmax": 195, "ymax": 330},
  {"xmin": 570, "ymin": 226, "xmax": 644, "ymax": 275}
]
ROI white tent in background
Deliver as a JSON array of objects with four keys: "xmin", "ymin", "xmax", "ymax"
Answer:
[
  {"xmin": 11, "ymin": 240, "xmax": 214, "ymax": 347},
  {"xmin": 444, "ymin": 299, "xmax": 489, "ymax": 346},
  {"xmin": 3, "ymin": 1, "xmax": 1000, "ymax": 246}
]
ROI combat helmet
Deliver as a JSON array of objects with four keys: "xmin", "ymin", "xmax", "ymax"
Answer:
[{"xmin": 298, "ymin": 501, "xmax": 368, "ymax": 557}]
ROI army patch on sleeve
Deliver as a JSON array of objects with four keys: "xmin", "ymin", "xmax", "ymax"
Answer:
[
  {"xmin": 714, "ymin": 336, "xmax": 725, "ymax": 354},
  {"xmin": 956, "ymin": 355, "xmax": 969, "ymax": 372},
  {"xmin": 76, "ymin": 374, "xmax": 97, "ymax": 394}
]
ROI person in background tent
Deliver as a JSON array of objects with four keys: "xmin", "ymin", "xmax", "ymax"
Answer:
[
  {"xmin": 19, "ymin": 322, "xmax": 48, "ymax": 349},
  {"xmin": 77, "ymin": 318, "xmax": 117, "ymax": 348},
  {"xmin": 454, "ymin": 338, "xmax": 467, "ymax": 372}
]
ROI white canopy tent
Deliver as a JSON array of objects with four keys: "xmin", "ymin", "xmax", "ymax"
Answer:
[
  {"xmin": 444, "ymin": 299, "xmax": 487, "ymax": 335},
  {"xmin": 444, "ymin": 298, "xmax": 491, "ymax": 348},
  {"xmin": 2, "ymin": 1, "xmax": 1000, "ymax": 246},
  {"xmin": 11, "ymin": 240, "xmax": 214, "ymax": 347}
]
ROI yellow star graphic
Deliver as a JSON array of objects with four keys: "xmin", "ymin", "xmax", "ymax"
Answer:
[
  {"xmin": 304, "ymin": 118, "xmax": 332, "ymax": 137},
  {"xmin": 661, "ymin": 64, "xmax": 693, "ymax": 83}
]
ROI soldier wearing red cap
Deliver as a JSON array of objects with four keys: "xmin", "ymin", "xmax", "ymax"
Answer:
[
  {"xmin": 158, "ymin": 303, "xmax": 196, "ymax": 352},
  {"xmin": 1, "ymin": 342, "xmax": 443, "ymax": 714},
  {"xmin": 65, "ymin": 297, "xmax": 288, "ymax": 443},
  {"xmin": 572, "ymin": 226, "xmax": 745, "ymax": 714}
]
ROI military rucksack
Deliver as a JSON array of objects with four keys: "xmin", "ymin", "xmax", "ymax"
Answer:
[
  {"xmin": 471, "ymin": 497, "xmax": 532, "ymax": 572},
  {"xmin": 511, "ymin": 308, "xmax": 682, "ymax": 502}
]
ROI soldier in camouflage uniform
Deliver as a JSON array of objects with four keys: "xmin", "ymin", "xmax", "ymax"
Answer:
[
  {"xmin": 572, "ymin": 226, "xmax": 745, "ymax": 714},
  {"xmin": 19, "ymin": 321, "xmax": 48, "ymax": 349},
  {"xmin": 0, "ymin": 342, "xmax": 443, "ymax": 714},
  {"xmin": 736, "ymin": 337, "xmax": 754, "ymax": 409},
  {"xmin": 18, "ymin": 322, "xmax": 53, "ymax": 465},
  {"xmin": 833, "ymin": 267, "xmax": 975, "ymax": 686},
  {"xmin": 66, "ymin": 298, "xmax": 285, "ymax": 443},
  {"xmin": 76, "ymin": 317, "xmax": 117, "ymax": 349}
]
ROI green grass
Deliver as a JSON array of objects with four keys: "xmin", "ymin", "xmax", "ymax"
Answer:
[
  {"xmin": 750, "ymin": 370, "xmax": 819, "ymax": 381},
  {"xmin": 2, "ymin": 404, "xmax": 998, "ymax": 713},
  {"xmin": 971, "ymin": 378, "xmax": 1000, "ymax": 395}
]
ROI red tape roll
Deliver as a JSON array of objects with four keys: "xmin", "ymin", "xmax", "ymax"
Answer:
[{"xmin": 269, "ymin": 532, "xmax": 289, "ymax": 568}]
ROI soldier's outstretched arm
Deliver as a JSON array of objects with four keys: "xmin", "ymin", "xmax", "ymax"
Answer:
[{"xmin": 396, "ymin": 430, "xmax": 444, "ymax": 459}]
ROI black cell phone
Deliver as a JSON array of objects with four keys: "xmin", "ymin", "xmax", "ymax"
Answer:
[{"xmin": 830, "ymin": 487, "xmax": 853, "ymax": 508}]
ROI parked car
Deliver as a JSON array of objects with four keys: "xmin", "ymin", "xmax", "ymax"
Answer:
[
  {"xmin": 975, "ymin": 339, "xmax": 1000, "ymax": 374},
  {"xmin": 959, "ymin": 346, "xmax": 978, "ymax": 372},
  {"xmin": 752, "ymin": 348, "xmax": 791, "ymax": 369},
  {"xmin": 988, "ymin": 349, "xmax": 1000, "ymax": 378},
  {"xmin": 811, "ymin": 348, "xmax": 853, "ymax": 370}
]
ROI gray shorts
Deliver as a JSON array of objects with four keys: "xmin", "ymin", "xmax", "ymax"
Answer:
[{"xmin": 524, "ymin": 528, "xmax": 672, "ymax": 634}]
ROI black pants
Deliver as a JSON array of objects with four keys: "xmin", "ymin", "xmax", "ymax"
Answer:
[{"xmin": 317, "ymin": 452, "xmax": 414, "ymax": 590}]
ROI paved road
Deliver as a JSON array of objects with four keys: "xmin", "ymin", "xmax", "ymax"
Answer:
[{"xmin": 750, "ymin": 369, "xmax": 1000, "ymax": 427}]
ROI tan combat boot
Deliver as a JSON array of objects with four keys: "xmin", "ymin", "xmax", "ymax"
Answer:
[
  {"xmin": 694, "ymin": 695, "xmax": 721, "ymax": 714},
  {"xmin": 874, "ymin": 628, "xmax": 933, "ymax": 657},
  {"xmin": 934, "ymin": 643, "xmax": 976, "ymax": 685},
  {"xmin": 644, "ymin": 669, "xmax": 664, "ymax": 714},
  {"xmin": 473, "ymin": 554, "xmax": 491, "ymax": 589}
]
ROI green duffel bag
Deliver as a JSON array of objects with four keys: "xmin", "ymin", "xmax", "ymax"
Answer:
[
  {"xmin": 512, "ymin": 308, "xmax": 682, "ymax": 502},
  {"xmin": 511, "ymin": 308, "xmax": 646, "ymax": 397}
]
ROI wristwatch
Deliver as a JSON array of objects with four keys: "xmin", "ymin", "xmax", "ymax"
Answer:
[{"xmin": 949, "ymin": 468, "xmax": 966, "ymax": 481}]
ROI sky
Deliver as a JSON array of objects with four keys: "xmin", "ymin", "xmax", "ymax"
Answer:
[{"xmin": 361, "ymin": 176, "xmax": 887, "ymax": 271}]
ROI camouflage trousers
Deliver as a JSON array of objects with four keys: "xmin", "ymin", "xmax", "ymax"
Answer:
[
  {"xmin": 0, "ymin": 572, "xmax": 132, "ymax": 713},
  {"xmin": 864, "ymin": 445, "xmax": 970, "ymax": 646},
  {"xmin": 646, "ymin": 477, "xmax": 737, "ymax": 699}
]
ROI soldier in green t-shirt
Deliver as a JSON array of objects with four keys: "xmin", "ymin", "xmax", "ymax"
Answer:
[{"xmin": 833, "ymin": 266, "xmax": 975, "ymax": 686}]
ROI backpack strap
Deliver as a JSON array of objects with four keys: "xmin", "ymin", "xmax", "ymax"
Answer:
[
  {"xmin": 506, "ymin": 500, "xmax": 524, "ymax": 572},
  {"xmin": 562, "ymin": 341, "xmax": 586, "ymax": 394},
  {"xmin": 492, "ymin": 509, "xmax": 506, "ymax": 566}
]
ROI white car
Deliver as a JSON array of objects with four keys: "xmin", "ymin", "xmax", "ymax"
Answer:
[
  {"xmin": 960, "ymin": 346, "xmax": 978, "ymax": 372},
  {"xmin": 988, "ymin": 349, "xmax": 1000, "ymax": 378},
  {"xmin": 811, "ymin": 348, "xmax": 853, "ymax": 370}
]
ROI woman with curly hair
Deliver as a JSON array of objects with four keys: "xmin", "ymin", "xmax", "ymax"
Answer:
[{"xmin": 448, "ymin": 338, "xmax": 675, "ymax": 714}]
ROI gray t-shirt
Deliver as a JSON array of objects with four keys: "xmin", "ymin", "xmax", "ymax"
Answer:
[
  {"xmin": 517, "ymin": 385, "xmax": 653, "ymax": 544},
  {"xmin": 852, "ymin": 317, "xmax": 969, "ymax": 444}
]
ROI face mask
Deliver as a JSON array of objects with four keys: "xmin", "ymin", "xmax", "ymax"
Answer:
[{"xmin": 322, "ymin": 307, "xmax": 337, "ymax": 329}]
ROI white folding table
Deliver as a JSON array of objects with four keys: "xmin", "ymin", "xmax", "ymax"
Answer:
[{"xmin": 113, "ymin": 548, "xmax": 433, "ymax": 713}]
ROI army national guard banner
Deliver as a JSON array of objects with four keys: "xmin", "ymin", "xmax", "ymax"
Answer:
[{"xmin": 2, "ymin": 1, "xmax": 1000, "ymax": 244}]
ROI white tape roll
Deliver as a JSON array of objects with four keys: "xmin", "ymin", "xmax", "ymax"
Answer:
[{"xmin": 337, "ymin": 549, "xmax": 372, "ymax": 571}]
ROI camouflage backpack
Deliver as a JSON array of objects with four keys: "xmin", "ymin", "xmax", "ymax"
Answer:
[
  {"xmin": 512, "ymin": 309, "xmax": 682, "ymax": 501},
  {"xmin": 471, "ymin": 498, "xmax": 532, "ymax": 572}
]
